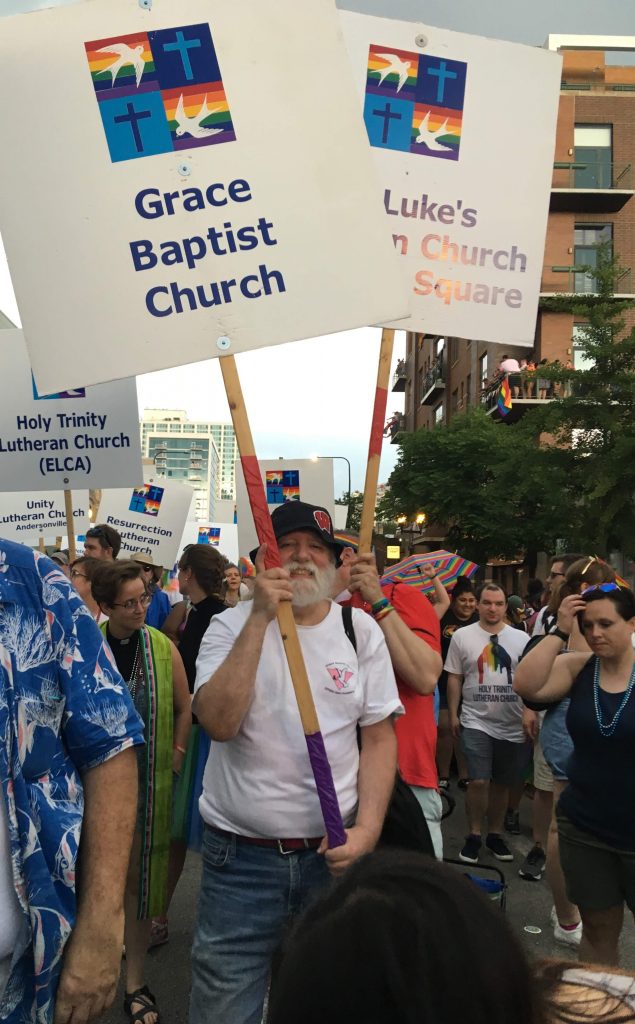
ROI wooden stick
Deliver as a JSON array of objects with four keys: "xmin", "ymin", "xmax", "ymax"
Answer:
[
  {"xmin": 64, "ymin": 489, "xmax": 77, "ymax": 562},
  {"xmin": 358, "ymin": 328, "xmax": 395, "ymax": 554},
  {"xmin": 219, "ymin": 355, "xmax": 321, "ymax": 734},
  {"xmin": 38, "ymin": 535, "xmax": 45, "ymax": 553}
]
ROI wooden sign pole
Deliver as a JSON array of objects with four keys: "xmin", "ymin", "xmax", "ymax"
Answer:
[
  {"xmin": 64, "ymin": 489, "xmax": 77, "ymax": 562},
  {"xmin": 219, "ymin": 355, "xmax": 346, "ymax": 847},
  {"xmin": 358, "ymin": 328, "xmax": 395, "ymax": 554}
]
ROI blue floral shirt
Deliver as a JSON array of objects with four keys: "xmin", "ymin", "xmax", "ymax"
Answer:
[{"xmin": 0, "ymin": 539, "xmax": 144, "ymax": 1022}]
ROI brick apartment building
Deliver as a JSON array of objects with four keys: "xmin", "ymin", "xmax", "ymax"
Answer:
[{"xmin": 395, "ymin": 36, "xmax": 635, "ymax": 434}]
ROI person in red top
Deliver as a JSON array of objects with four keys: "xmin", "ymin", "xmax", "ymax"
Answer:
[{"xmin": 334, "ymin": 544, "xmax": 443, "ymax": 856}]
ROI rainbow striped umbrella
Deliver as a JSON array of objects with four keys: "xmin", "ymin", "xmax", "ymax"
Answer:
[{"xmin": 381, "ymin": 550, "xmax": 478, "ymax": 595}]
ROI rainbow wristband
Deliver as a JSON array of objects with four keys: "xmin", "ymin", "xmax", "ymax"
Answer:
[
  {"xmin": 374, "ymin": 604, "xmax": 394, "ymax": 622},
  {"xmin": 371, "ymin": 597, "xmax": 391, "ymax": 616}
]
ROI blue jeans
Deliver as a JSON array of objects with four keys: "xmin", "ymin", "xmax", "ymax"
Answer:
[{"xmin": 189, "ymin": 827, "xmax": 331, "ymax": 1024}]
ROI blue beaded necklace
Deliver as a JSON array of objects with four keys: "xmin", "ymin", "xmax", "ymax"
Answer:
[{"xmin": 593, "ymin": 656, "xmax": 635, "ymax": 738}]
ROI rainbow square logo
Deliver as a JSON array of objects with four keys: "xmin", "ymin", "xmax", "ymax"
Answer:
[
  {"xmin": 84, "ymin": 23, "xmax": 236, "ymax": 163},
  {"xmin": 197, "ymin": 527, "xmax": 221, "ymax": 546},
  {"xmin": 129, "ymin": 483, "xmax": 164, "ymax": 516},
  {"xmin": 364, "ymin": 45, "xmax": 467, "ymax": 161},
  {"xmin": 266, "ymin": 470, "xmax": 300, "ymax": 505}
]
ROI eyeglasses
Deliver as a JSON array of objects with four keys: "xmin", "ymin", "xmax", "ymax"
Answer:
[
  {"xmin": 581, "ymin": 582, "xmax": 620, "ymax": 598},
  {"xmin": 138, "ymin": 564, "xmax": 154, "ymax": 572},
  {"xmin": 111, "ymin": 593, "xmax": 152, "ymax": 611},
  {"xmin": 547, "ymin": 571, "xmax": 564, "ymax": 579},
  {"xmin": 86, "ymin": 527, "xmax": 106, "ymax": 539},
  {"xmin": 70, "ymin": 570, "xmax": 87, "ymax": 580}
]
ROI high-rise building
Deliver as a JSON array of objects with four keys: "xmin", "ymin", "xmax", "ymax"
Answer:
[
  {"xmin": 140, "ymin": 410, "xmax": 238, "ymax": 521},
  {"xmin": 397, "ymin": 37, "xmax": 635, "ymax": 434}
]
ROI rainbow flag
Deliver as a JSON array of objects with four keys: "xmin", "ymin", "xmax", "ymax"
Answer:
[{"xmin": 497, "ymin": 376, "xmax": 512, "ymax": 417}]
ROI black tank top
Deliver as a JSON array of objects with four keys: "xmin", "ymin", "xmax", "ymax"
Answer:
[{"xmin": 559, "ymin": 656, "xmax": 635, "ymax": 850}]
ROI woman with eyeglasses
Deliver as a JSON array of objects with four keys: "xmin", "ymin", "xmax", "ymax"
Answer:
[
  {"xmin": 92, "ymin": 560, "xmax": 191, "ymax": 1024},
  {"xmin": 514, "ymin": 569, "xmax": 635, "ymax": 966},
  {"xmin": 69, "ymin": 556, "xmax": 109, "ymax": 623}
]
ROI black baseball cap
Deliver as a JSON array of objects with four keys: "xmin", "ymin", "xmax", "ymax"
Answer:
[{"xmin": 250, "ymin": 501, "xmax": 345, "ymax": 565}]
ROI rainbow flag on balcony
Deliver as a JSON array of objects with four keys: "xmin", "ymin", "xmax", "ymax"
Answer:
[{"xmin": 497, "ymin": 376, "xmax": 513, "ymax": 417}]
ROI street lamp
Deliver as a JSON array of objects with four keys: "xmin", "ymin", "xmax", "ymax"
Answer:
[{"xmin": 310, "ymin": 455, "xmax": 352, "ymax": 500}]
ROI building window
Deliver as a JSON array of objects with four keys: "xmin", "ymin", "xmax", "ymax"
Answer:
[
  {"xmin": 572, "ymin": 324, "xmax": 595, "ymax": 371},
  {"xmin": 574, "ymin": 125, "xmax": 612, "ymax": 189},
  {"xmin": 574, "ymin": 224, "xmax": 612, "ymax": 293},
  {"xmin": 451, "ymin": 388, "xmax": 458, "ymax": 413},
  {"xmin": 479, "ymin": 353, "xmax": 488, "ymax": 384},
  {"xmin": 450, "ymin": 338, "xmax": 459, "ymax": 365},
  {"xmin": 435, "ymin": 337, "xmax": 445, "ymax": 357},
  {"xmin": 466, "ymin": 373, "xmax": 472, "ymax": 406},
  {"xmin": 433, "ymin": 403, "xmax": 444, "ymax": 426}
]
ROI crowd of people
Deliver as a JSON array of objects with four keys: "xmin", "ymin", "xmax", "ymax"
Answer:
[
  {"xmin": 1, "ymin": 510, "xmax": 634, "ymax": 1024},
  {"xmin": 482, "ymin": 354, "xmax": 577, "ymax": 401}
]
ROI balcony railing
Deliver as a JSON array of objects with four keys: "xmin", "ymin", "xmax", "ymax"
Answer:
[
  {"xmin": 550, "ymin": 162, "xmax": 634, "ymax": 212},
  {"xmin": 540, "ymin": 266, "xmax": 633, "ymax": 297},
  {"xmin": 420, "ymin": 355, "xmax": 446, "ymax": 405},
  {"xmin": 552, "ymin": 162, "xmax": 632, "ymax": 191},
  {"xmin": 481, "ymin": 371, "xmax": 577, "ymax": 418},
  {"xmin": 384, "ymin": 413, "xmax": 405, "ymax": 443},
  {"xmin": 391, "ymin": 360, "xmax": 407, "ymax": 392}
]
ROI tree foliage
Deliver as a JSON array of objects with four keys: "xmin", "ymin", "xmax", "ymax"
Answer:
[
  {"xmin": 520, "ymin": 248, "xmax": 635, "ymax": 555},
  {"xmin": 384, "ymin": 250, "xmax": 635, "ymax": 561}
]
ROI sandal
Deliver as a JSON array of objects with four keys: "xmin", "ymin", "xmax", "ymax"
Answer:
[
  {"xmin": 148, "ymin": 918, "xmax": 169, "ymax": 950},
  {"xmin": 124, "ymin": 985, "xmax": 160, "ymax": 1024}
]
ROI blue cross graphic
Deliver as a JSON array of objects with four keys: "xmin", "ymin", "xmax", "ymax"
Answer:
[
  {"xmin": 113, "ymin": 102, "xmax": 152, "ymax": 152},
  {"xmin": 162, "ymin": 30, "xmax": 201, "ymax": 81},
  {"xmin": 427, "ymin": 60, "xmax": 458, "ymax": 104},
  {"xmin": 373, "ymin": 101, "xmax": 402, "ymax": 144}
]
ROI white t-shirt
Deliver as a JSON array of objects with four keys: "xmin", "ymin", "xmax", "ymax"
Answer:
[
  {"xmin": 444, "ymin": 622, "xmax": 529, "ymax": 742},
  {"xmin": 195, "ymin": 601, "xmax": 402, "ymax": 838},
  {"xmin": 0, "ymin": 793, "xmax": 23, "ymax": 960}
]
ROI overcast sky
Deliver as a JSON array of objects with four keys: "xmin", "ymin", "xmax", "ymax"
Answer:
[{"xmin": 1, "ymin": 0, "xmax": 633, "ymax": 493}]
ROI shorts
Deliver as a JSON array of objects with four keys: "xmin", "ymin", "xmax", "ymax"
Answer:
[
  {"xmin": 557, "ymin": 813, "xmax": 635, "ymax": 913},
  {"xmin": 460, "ymin": 727, "xmax": 530, "ymax": 786},
  {"xmin": 540, "ymin": 700, "xmax": 573, "ymax": 781},
  {"xmin": 533, "ymin": 733, "xmax": 555, "ymax": 793}
]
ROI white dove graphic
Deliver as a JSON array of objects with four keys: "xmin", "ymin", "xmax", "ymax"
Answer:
[
  {"xmin": 174, "ymin": 94, "xmax": 223, "ymax": 138},
  {"xmin": 375, "ymin": 53, "xmax": 412, "ymax": 93},
  {"xmin": 96, "ymin": 42, "xmax": 146, "ymax": 88},
  {"xmin": 415, "ymin": 111, "xmax": 455, "ymax": 152}
]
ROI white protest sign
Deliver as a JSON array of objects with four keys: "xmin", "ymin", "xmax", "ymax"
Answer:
[
  {"xmin": 96, "ymin": 480, "xmax": 194, "ymax": 566},
  {"xmin": 340, "ymin": 13, "xmax": 562, "ymax": 344},
  {"xmin": 0, "ymin": 330, "xmax": 142, "ymax": 491},
  {"xmin": 235, "ymin": 458, "xmax": 334, "ymax": 558},
  {"xmin": 0, "ymin": 0, "xmax": 407, "ymax": 395},
  {"xmin": 0, "ymin": 490, "xmax": 89, "ymax": 545}
]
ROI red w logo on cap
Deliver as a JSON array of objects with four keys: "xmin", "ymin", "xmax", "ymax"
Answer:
[{"xmin": 314, "ymin": 510, "xmax": 331, "ymax": 533}]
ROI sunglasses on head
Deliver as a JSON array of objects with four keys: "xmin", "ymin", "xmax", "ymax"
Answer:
[
  {"xmin": 581, "ymin": 582, "xmax": 620, "ymax": 598},
  {"xmin": 138, "ymin": 564, "xmax": 154, "ymax": 572}
]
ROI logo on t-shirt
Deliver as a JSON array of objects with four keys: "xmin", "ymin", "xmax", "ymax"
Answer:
[
  {"xmin": 325, "ymin": 662, "xmax": 355, "ymax": 693},
  {"xmin": 477, "ymin": 639, "xmax": 512, "ymax": 686}
]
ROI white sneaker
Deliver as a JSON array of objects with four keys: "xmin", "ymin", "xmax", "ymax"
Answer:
[{"xmin": 553, "ymin": 919, "xmax": 582, "ymax": 947}]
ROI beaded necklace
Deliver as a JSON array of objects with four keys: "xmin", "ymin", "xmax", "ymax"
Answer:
[
  {"xmin": 127, "ymin": 639, "xmax": 143, "ymax": 700},
  {"xmin": 593, "ymin": 656, "xmax": 635, "ymax": 738}
]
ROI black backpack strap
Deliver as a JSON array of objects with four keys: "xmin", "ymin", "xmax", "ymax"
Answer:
[{"xmin": 342, "ymin": 604, "xmax": 357, "ymax": 653}]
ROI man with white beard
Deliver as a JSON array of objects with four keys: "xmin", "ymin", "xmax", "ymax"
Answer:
[{"xmin": 189, "ymin": 501, "xmax": 402, "ymax": 1024}]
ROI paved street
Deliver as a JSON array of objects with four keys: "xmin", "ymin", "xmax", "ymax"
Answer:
[{"xmin": 103, "ymin": 788, "xmax": 635, "ymax": 1023}]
